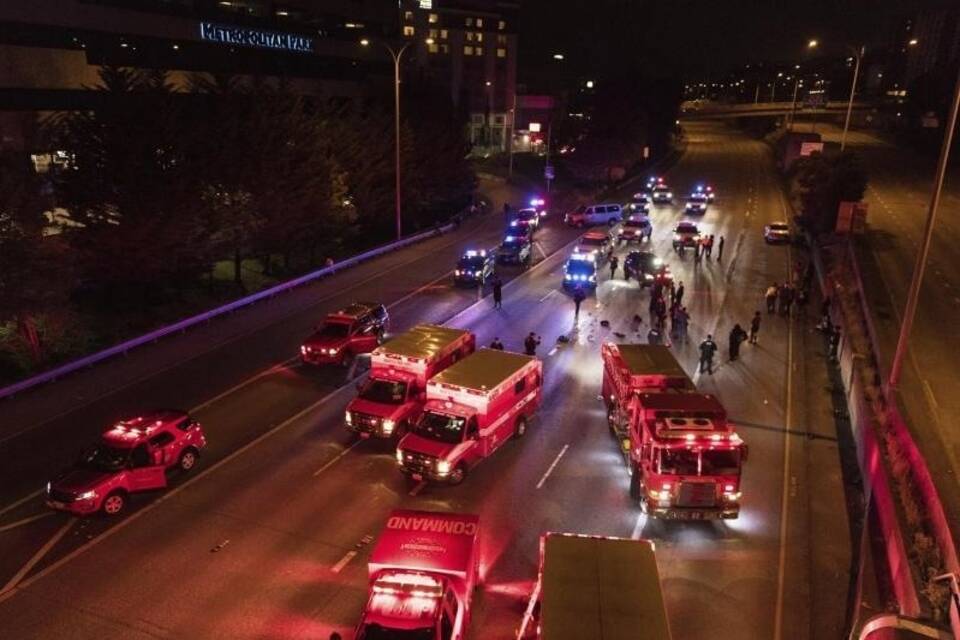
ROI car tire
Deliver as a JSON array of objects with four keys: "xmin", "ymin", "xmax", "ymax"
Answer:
[
  {"xmin": 342, "ymin": 351, "xmax": 355, "ymax": 369},
  {"xmin": 629, "ymin": 472, "xmax": 643, "ymax": 504},
  {"xmin": 102, "ymin": 491, "xmax": 127, "ymax": 516},
  {"xmin": 514, "ymin": 416, "xmax": 528, "ymax": 439},
  {"xmin": 449, "ymin": 463, "xmax": 468, "ymax": 486},
  {"xmin": 178, "ymin": 448, "xmax": 199, "ymax": 472}
]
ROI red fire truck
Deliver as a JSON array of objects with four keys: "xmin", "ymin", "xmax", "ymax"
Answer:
[
  {"xmin": 517, "ymin": 533, "xmax": 672, "ymax": 640},
  {"xmin": 346, "ymin": 325, "xmax": 475, "ymax": 440},
  {"xmin": 601, "ymin": 343, "xmax": 747, "ymax": 520},
  {"xmin": 397, "ymin": 348, "xmax": 542, "ymax": 484},
  {"xmin": 355, "ymin": 509, "xmax": 480, "ymax": 640}
]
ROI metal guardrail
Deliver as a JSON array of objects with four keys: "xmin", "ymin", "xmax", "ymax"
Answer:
[{"xmin": 0, "ymin": 223, "xmax": 454, "ymax": 401}]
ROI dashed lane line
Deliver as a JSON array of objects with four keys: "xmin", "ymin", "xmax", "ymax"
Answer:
[
  {"xmin": 535, "ymin": 444, "xmax": 570, "ymax": 490},
  {"xmin": 312, "ymin": 440, "xmax": 365, "ymax": 477},
  {"xmin": 0, "ymin": 517, "xmax": 75, "ymax": 596},
  {"xmin": 0, "ymin": 512, "xmax": 57, "ymax": 533}
]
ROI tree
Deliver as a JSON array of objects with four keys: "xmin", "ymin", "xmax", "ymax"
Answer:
[{"xmin": 789, "ymin": 152, "xmax": 868, "ymax": 234}]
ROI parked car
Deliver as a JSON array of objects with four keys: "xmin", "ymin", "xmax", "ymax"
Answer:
[{"xmin": 565, "ymin": 203, "xmax": 623, "ymax": 227}]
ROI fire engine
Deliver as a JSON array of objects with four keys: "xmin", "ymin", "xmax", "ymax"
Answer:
[
  {"xmin": 397, "ymin": 348, "xmax": 542, "ymax": 484},
  {"xmin": 346, "ymin": 325, "xmax": 475, "ymax": 440},
  {"xmin": 601, "ymin": 343, "xmax": 747, "ymax": 519},
  {"xmin": 355, "ymin": 509, "xmax": 479, "ymax": 640},
  {"xmin": 517, "ymin": 533, "xmax": 672, "ymax": 640}
]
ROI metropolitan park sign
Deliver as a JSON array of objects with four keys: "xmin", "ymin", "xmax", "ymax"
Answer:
[{"xmin": 200, "ymin": 22, "xmax": 314, "ymax": 53}]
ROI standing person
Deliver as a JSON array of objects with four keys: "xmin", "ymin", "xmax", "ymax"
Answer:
[
  {"xmin": 524, "ymin": 332, "xmax": 541, "ymax": 356},
  {"xmin": 492, "ymin": 277, "xmax": 503, "ymax": 309},
  {"xmin": 647, "ymin": 326, "xmax": 663, "ymax": 345},
  {"xmin": 573, "ymin": 286, "xmax": 586, "ymax": 318},
  {"xmin": 765, "ymin": 282, "xmax": 779, "ymax": 314},
  {"xmin": 609, "ymin": 254, "xmax": 619, "ymax": 279},
  {"xmin": 698, "ymin": 334, "xmax": 718, "ymax": 374},
  {"xmin": 490, "ymin": 337, "xmax": 504, "ymax": 350},
  {"xmin": 829, "ymin": 327, "xmax": 841, "ymax": 361},
  {"xmin": 675, "ymin": 281, "xmax": 685, "ymax": 308},
  {"xmin": 694, "ymin": 240, "xmax": 703, "ymax": 264},
  {"xmin": 706, "ymin": 234, "xmax": 714, "ymax": 258},
  {"xmin": 677, "ymin": 306, "xmax": 690, "ymax": 342},
  {"xmin": 749, "ymin": 311, "xmax": 762, "ymax": 344},
  {"xmin": 779, "ymin": 283, "xmax": 794, "ymax": 316},
  {"xmin": 796, "ymin": 284, "xmax": 810, "ymax": 319},
  {"xmin": 728, "ymin": 324, "xmax": 747, "ymax": 361},
  {"xmin": 717, "ymin": 235, "xmax": 725, "ymax": 262},
  {"xmin": 784, "ymin": 283, "xmax": 796, "ymax": 316}
]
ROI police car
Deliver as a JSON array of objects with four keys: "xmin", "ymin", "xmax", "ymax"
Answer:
[
  {"xmin": 624, "ymin": 251, "xmax": 673, "ymax": 287},
  {"xmin": 695, "ymin": 184, "xmax": 716, "ymax": 201},
  {"xmin": 563, "ymin": 252, "xmax": 598, "ymax": 289},
  {"xmin": 617, "ymin": 216, "xmax": 653, "ymax": 243},
  {"xmin": 576, "ymin": 230, "xmax": 612, "ymax": 262},
  {"xmin": 529, "ymin": 196, "xmax": 548, "ymax": 217},
  {"xmin": 454, "ymin": 249, "xmax": 495, "ymax": 286},
  {"xmin": 651, "ymin": 182, "xmax": 673, "ymax": 204},
  {"xmin": 509, "ymin": 207, "xmax": 540, "ymax": 231},
  {"xmin": 685, "ymin": 192, "xmax": 709, "ymax": 214},
  {"xmin": 625, "ymin": 193, "xmax": 651, "ymax": 216},
  {"xmin": 498, "ymin": 233, "xmax": 532, "ymax": 265},
  {"xmin": 672, "ymin": 221, "xmax": 701, "ymax": 250}
]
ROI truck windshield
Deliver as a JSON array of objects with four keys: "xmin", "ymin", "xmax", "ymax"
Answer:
[
  {"xmin": 357, "ymin": 625, "xmax": 434, "ymax": 640},
  {"xmin": 701, "ymin": 449, "xmax": 741, "ymax": 475},
  {"xmin": 415, "ymin": 412, "xmax": 466, "ymax": 444},
  {"xmin": 359, "ymin": 379, "xmax": 408, "ymax": 405},
  {"xmin": 658, "ymin": 449, "xmax": 699, "ymax": 475},
  {"xmin": 80, "ymin": 444, "xmax": 131, "ymax": 472}
]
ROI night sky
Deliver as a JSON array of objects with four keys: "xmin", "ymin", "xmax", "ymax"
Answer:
[{"xmin": 518, "ymin": 0, "xmax": 931, "ymax": 83}]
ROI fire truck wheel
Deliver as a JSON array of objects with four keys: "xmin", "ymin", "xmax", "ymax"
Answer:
[
  {"xmin": 514, "ymin": 416, "xmax": 528, "ymax": 439},
  {"xmin": 448, "ymin": 463, "xmax": 467, "ymax": 485},
  {"xmin": 178, "ymin": 448, "xmax": 199, "ymax": 472},
  {"xmin": 102, "ymin": 491, "xmax": 127, "ymax": 516},
  {"xmin": 629, "ymin": 472, "xmax": 643, "ymax": 503}
]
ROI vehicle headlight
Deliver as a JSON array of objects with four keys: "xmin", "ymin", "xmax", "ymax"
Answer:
[
  {"xmin": 46, "ymin": 482, "xmax": 51, "ymax": 494},
  {"xmin": 667, "ymin": 192, "xmax": 673, "ymax": 198},
  {"xmin": 565, "ymin": 273, "xmax": 572, "ymax": 280},
  {"xmin": 475, "ymin": 270, "xmax": 482, "ymax": 277},
  {"xmin": 657, "ymin": 490, "xmax": 671, "ymax": 502},
  {"xmin": 329, "ymin": 348, "xmax": 338, "ymax": 355},
  {"xmin": 300, "ymin": 345, "xmax": 308, "ymax": 355},
  {"xmin": 436, "ymin": 460, "xmax": 451, "ymax": 474},
  {"xmin": 589, "ymin": 274, "xmax": 596, "ymax": 282},
  {"xmin": 723, "ymin": 491, "xmax": 742, "ymax": 501},
  {"xmin": 455, "ymin": 269, "xmax": 461, "ymax": 276},
  {"xmin": 345, "ymin": 411, "xmax": 353, "ymax": 425},
  {"xmin": 77, "ymin": 490, "xmax": 98, "ymax": 501},
  {"xmin": 382, "ymin": 419, "xmax": 395, "ymax": 434},
  {"xmin": 396, "ymin": 449, "xmax": 404, "ymax": 464}
]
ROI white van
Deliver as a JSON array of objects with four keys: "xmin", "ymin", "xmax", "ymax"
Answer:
[{"xmin": 564, "ymin": 203, "xmax": 623, "ymax": 227}]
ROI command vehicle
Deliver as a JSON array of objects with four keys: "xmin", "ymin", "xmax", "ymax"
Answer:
[
  {"xmin": 575, "ymin": 230, "xmax": 612, "ymax": 261},
  {"xmin": 397, "ymin": 349, "xmax": 542, "ymax": 485},
  {"xmin": 498, "ymin": 234, "xmax": 532, "ymax": 266},
  {"xmin": 454, "ymin": 249, "xmax": 495, "ymax": 286},
  {"xmin": 672, "ymin": 221, "xmax": 701, "ymax": 251},
  {"xmin": 651, "ymin": 183, "xmax": 673, "ymax": 203},
  {"xmin": 628, "ymin": 391, "xmax": 747, "ymax": 519},
  {"xmin": 356, "ymin": 509, "xmax": 480, "ymax": 640},
  {"xmin": 346, "ymin": 325, "xmax": 475, "ymax": 440},
  {"xmin": 517, "ymin": 534, "xmax": 672, "ymax": 640},
  {"xmin": 46, "ymin": 410, "xmax": 207, "ymax": 516},
  {"xmin": 617, "ymin": 216, "xmax": 653, "ymax": 243},
  {"xmin": 624, "ymin": 251, "xmax": 672, "ymax": 287},
  {"xmin": 301, "ymin": 302, "xmax": 389, "ymax": 366},
  {"xmin": 564, "ymin": 203, "xmax": 622, "ymax": 227},
  {"xmin": 562, "ymin": 252, "xmax": 598, "ymax": 290},
  {"xmin": 601, "ymin": 343, "xmax": 693, "ymax": 448},
  {"xmin": 684, "ymin": 192, "xmax": 708, "ymax": 214}
]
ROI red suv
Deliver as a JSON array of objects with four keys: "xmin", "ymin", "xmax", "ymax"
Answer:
[
  {"xmin": 300, "ymin": 302, "xmax": 389, "ymax": 366},
  {"xmin": 46, "ymin": 410, "xmax": 207, "ymax": 516}
]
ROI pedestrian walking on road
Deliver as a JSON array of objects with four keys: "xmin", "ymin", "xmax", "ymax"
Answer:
[
  {"xmin": 749, "ymin": 311, "xmax": 761, "ymax": 344},
  {"xmin": 524, "ymin": 332, "xmax": 541, "ymax": 356},
  {"xmin": 490, "ymin": 337, "xmax": 504, "ymax": 350},
  {"xmin": 573, "ymin": 286, "xmax": 586, "ymax": 318},
  {"xmin": 718, "ymin": 235, "xmax": 725, "ymax": 262},
  {"xmin": 677, "ymin": 306, "xmax": 690, "ymax": 342},
  {"xmin": 829, "ymin": 327, "xmax": 841, "ymax": 361},
  {"xmin": 675, "ymin": 282, "xmax": 685, "ymax": 308},
  {"xmin": 609, "ymin": 255, "xmax": 619, "ymax": 279},
  {"xmin": 728, "ymin": 324, "xmax": 747, "ymax": 361},
  {"xmin": 694, "ymin": 240, "xmax": 703, "ymax": 264},
  {"xmin": 492, "ymin": 277, "xmax": 503, "ymax": 309},
  {"xmin": 778, "ymin": 283, "xmax": 794, "ymax": 316},
  {"xmin": 765, "ymin": 282, "xmax": 779, "ymax": 314},
  {"xmin": 699, "ymin": 335, "xmax": 718, "ymax": 374}
]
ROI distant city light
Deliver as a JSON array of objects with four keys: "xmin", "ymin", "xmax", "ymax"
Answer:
[
  {"xmin": 807, "ymin": 39, "xmax": 818, "ymax": 49},
  {"xmin": 553, "ymin": 53, "xmax": 564, "ymax": 60},
  {"xmin": 908, "ymin": 38, "xmax": 918, "ymax": 46},
  {"xmin": 585, "ymin": 80, "xmax": 594, "ymax": 88}
]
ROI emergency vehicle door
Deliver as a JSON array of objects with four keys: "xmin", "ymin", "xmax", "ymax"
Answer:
[
  {"xmin": 353, "ymin": 323, "xmax": 380, "ymax": 352},
  {"xmin": 128, "ymin": 444, "xmax": 168, "ymax": 491},
  {"xmin": 464, "ymin": 418, "xmax": 485, "ymax": 464}
]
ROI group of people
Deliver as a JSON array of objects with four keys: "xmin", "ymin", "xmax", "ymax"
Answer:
[{"xmin": 678, "ymin": 234, "xmax": 725, "ymax": 263}]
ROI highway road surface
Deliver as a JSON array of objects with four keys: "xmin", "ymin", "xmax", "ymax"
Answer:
[{"xmin": 0, "ymin": 122, "xmax": 849, "ymax": 639}]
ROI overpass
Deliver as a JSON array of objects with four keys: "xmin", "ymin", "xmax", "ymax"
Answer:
[{"xmin": 680, "ymin": 99, "xmax": 873, "ymax": 120}]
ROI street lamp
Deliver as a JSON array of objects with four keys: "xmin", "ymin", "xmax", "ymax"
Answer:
[
  {"xmin": 808, "ymin": 39, "xmax": 819, "ymax": 49},
  {"xmin": 908, "ymin": 38, "xmax": 919, "ymax": 46},
  {"xmin": 361, "ymin": 38, "xmax": 415, "ymax": 240},
  {"xmin": 771, "ymin": 71, "xmax": 783, "ymax": 102},
  {"xmin": 552, "ymin": 53, "xmax": 564, "ymax": 60},
  {"xmin": 840, "ymin": 45, "xmax": 865, "ymax": 152}
]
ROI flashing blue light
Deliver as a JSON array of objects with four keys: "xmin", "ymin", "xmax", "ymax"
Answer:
[{"xmin": 505, "ymin": 235, "xmax": 516, "ymax": 242}]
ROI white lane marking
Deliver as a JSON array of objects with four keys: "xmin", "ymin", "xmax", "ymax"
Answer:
[
  {"xmin": 0, "ymin": 512, "xmax": 56, "ymax": 533},
  {"xmin": 408, "ymin": 481, "xmax": 427, "ymax": 497},
  {"xmin": 534, "ymin": 241, "xmax": 548, "ymax": 260},
  {"xmin": 0, "ymin": 490, "xmax": 44, "ymax": 518},
  {"xmin": 0, "ymin": 385, "xmax": 354, "ymax": 605},
  {"xmin": 387, "ymin": 269, "xmax": 454, "ymax": 310},
  {"xmin": 547, "ymin": 347, "xmax": 559, "ymax": 357},
  {"xmin": 312, "ymin": 439, "xmax": 365, "ymax": 477},
  {"xmin": 539, "ymin": 289, "xmax": 558, "ymax": 303},
  {"xmin": 330, "ymin": 550, "xmax": 359, "ymax": 574},
  {"xmin": 190, "ymin": 357, "xmax": 298, "ymax": 413},
  {"xmin": 536, "ymin": 444, "xmax": 570, "ymax": 490},
  {"xmin": 773, "ymin": 181, "xmax": 797, "ymax": 640},
  {"xmin": 631, "ymin": 512, "xmax": 646, "ymax": 540},
  {"xmin": 0, "ymin": 517, "xmax": 75, "ymax": 595}
]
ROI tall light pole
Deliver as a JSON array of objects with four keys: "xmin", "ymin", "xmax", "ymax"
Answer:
[
  {"xmin": 771, "ymin": 72, "xmax": 783, "ymax": 102},
  {"xmin": 840, "ymin": 45, "xmax": 865, "ymax": 152},
  {"xmin": 788, "ymin": 76, "xmax": 802, "ymax": 130},
  {"xmin": 889, "ymin": 63, "xmax": 960, "ymax": 389},
  {"xmin": 361, "ymin": 37, "xmax": 415, "ymax": 240}
]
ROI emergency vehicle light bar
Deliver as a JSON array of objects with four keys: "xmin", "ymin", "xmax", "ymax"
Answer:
[{"xmin": 464, "ymin": 250, "xmax": 486, "ymax": 257}]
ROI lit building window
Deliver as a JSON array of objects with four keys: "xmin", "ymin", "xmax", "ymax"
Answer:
[
  {"xmin": 429, "ymin": 29, "xmax": 438, "ymax": 38},
  {"xmin": 497, "ymin": 48, "xmax": 506, "ymax": 58},
  {"xmin": 466, "ymin": 17, "xmax": 473, "ymax": 26},
  {"xmin": 440, "ymin": 29, "xmax": 448, "ymax": 39},
  {"xmin": 498, "ymin": 20, "xmax": 506, "ymax": 30},
  {"xmin": 497, "ymin": 34, "xmax": 507, "ymax": 44},
  {"xmin": 475, "ymin": 46, "xmax": 483, "ymax": 56},
  {"xmin": 476, "ymin": 32, "xmax": 483, "ymax": 42},
  {"xmin": 404, "ymin": 10, "xmax": 413, "ymax": 20},
  {"xmin": 428, "ymin": 42, "xmax": 439, "ymax": 53},
  {"xmin": 403, "ymin": 25, "xmax": 415, "ymax": 36},
  {"xmin": 464, "ymin": 45, "xmax": 474, "ymax": 55},
  {"xmin": 428, "ymin": 13, "xmax": 438, "ymax": 23},
  {"xmin": 476, "ymin": 18, "xmax": 483, "ymax": 28},
  {"xmin": 466, "ymin": 32, "xmax": 474, "ymax": 42}
]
